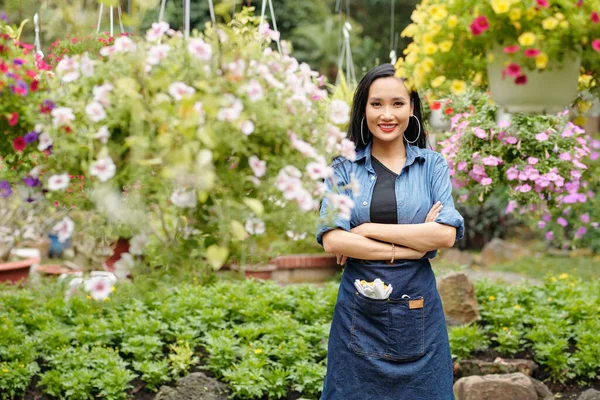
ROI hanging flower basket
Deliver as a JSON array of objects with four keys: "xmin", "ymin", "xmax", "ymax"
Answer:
[
  {"xmin": 429, "ymin": 99, "xmax": 452, "ymax": 132},
  {"xmin": 487, "ymin": 48, "xmax": 581, "ymax": 114}
]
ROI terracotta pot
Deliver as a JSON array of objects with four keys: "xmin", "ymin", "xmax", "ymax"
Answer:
[
  {"xmin": 0, "ymin": 257, "xmax": 40, "ymax": 284},
  {"xmin": 35, "ymin": 264, "xmax": 82, "ymax": 276},
  {"xmin": 273, "ymin": 253, "xmax": 337, "ymax": 269}
]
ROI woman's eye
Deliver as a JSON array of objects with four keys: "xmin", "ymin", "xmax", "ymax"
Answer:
[
  {"xmin": 371, "ymin": 102, "xmax": 381, "ymax": 107},
  {"xmin": 395, "ymin": 102, "xmax": 404, "ymax": 106}
]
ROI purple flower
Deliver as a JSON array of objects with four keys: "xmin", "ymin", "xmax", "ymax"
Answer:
[
  {"xmin": 538, "ymin": 221, "xmax": 546, "ymax": 229},
  {"xmin": 581, "ymin": 213, "xmax": 590, "ymax": 224},
  {"xmin": 13, "ymin": 59, "xmax": 25, "ymax": 66},
  {"xmin": 22, "ymin": 177, "xmax": 41, "ymax": 187},
  {"xmin": 574, "ymin": 227, "xmax": 587, "ymax": 239},
  {"xmin": 24, "ymin": 131, "xmax": 38, "ymax": 144},
  {"xmin": 592, "ymin": 222, "xmax": 599, "ymax": 229},
  {"xmin": 0, "ymin": 12, "xmax": 8, "ymax": 22},
  {"xmin": 557, "ymin": 217, "xmax": 568, "ymax": 227},
  {"xmin": 0, "ymin": 181, "xmax": 12, "ymax": 198},
  {"xmin": 10, "ymin": 80, "xmax": 28, "ymax": 96},
  {"xmin": 545, "ymin": 231, "xmax": 554, "ymax": 240},
  {"xmin": 535, "ymin": 132, "xmax": 549, "ymax": 141}
]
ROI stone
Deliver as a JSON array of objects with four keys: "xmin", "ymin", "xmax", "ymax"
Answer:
[
  {"xmin": 439, "ymin": 248, "xmax": 475, "ymax": 267},
  {"xmin": 529, "ymin": 377, "xmax": 554, "ymax": 400},
  {"xmin": 579, "ymin": 389, "xmax": 600, "ymax": 400},
  {"xmin": 454, "ymin": 358, "xmax": 538, "ymax": 379},
  {"xmin": 480, "ymin": 238, "xmax": 531, "ymax": 267},
  {"xmin": 155, "ymin": 372, "xmax": 228, "ymax": 400},
  {"xmin": 454, "ymin": 373, "xmax": 538, "ymax": 400},
  {"xmin": 437, "ymin": 272, "xmax": 480, "ymax": 325}
]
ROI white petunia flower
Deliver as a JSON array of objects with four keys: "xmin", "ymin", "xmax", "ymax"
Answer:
[
  {"xmin": 194, "ymin": 102, "xmax": 206, "ymax": 124},
  {"xmin": 37, "ymin": 132, "xmax": 53, "ymax": 151},
  {"xmin": 129, "ymin": 234, "xmax": 148, "ymax": 256},
  {"xmin": 93, "ymin": 126, "xmax": 110, "ymax": 144},
  {"xmin": 56, "ymin": 56, "xmax": 80, "ymax": 82},
  {"xmin": 187, "ymin": 38, "xmax": 212, "ymax": 61},
  {"xmin": 80, "ymin": 53, "xmax": 96, "ymax": 77},
  {"xmin": 168, "ymin": 82, "xmax": 196, "ymax": 101},
  {"xmin": 245, "ymin": 217, "xmax": 265, "ymax": 235},
  {"xmin": 306, "ymin": 162, "xmax": 334, "ymax": 180},
  {"xmin": 52, "ymin": 216, "xmax": 75, "ymax": 243},
  {"xmin": 51, "ymin": 107, "xmax": 75, "ymax": 127},
  {"xmin": 93, "ymin": 83, "xmax": 113, "ymax": 108},
  {"xmin": 113, "ymin": 252, "xmax": 134, "ymax": 280},
  {"xmin": 47, "ymin": 173, "xmax": 70, "ymax": 191},
  {"xmin": 329, "ymin": 100, "xmax": 351, "ymax": 125},
  {"xmin": 85, "ymin": 101, "xmax": 107, "ymax": 122},
  {"xmin": 248, "ymin": 156, "xmax": 266, "ymax": 178},
  {"xmin": 246, "ymin": 79, "xmax": 264, "ymax": 102},
  {"xmin": 89, "ymin": 156, "xmax": 117, "ymax": 182},
  {"xmin": 146, "ymin": 21, "xmax": 170, "ymax": 42},
  {"xmin": 170, "ymin": 189, "xmax": 197, "ymax": 208},
  {"xmin": 113, "ymin": 36, "xmax": 137, "ymax": 53},
  {"xmin": 146, "ymin": 44, "xmax": 171, "ymax": 66},
  {"xmin": 240, "ymin": 120, "xmax": 255, "ymax": 136},
  {"xmin": 83, "ymin": 276, "xmax": 113, "ymax": 301}
]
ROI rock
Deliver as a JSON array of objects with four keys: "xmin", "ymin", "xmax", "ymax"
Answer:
[
  {"xmin": 529, "ymin": 377, "xmax": 554, "ymax": 400},
  {"xmin": 579, "ymin": 389, "xmax": 600, "ymax": 400},
  {"xmin": 155, "ymin": 372, "xmax": 228, "ymax": 400},
  {"xmin": 454, "ymin": 373, "xmax": 538, "ymax": 400},
  {"xmin": 480, "ymin": 238, "xmax": 531, "ymax": 267},
  {"xmin": 439, "ymin": 248, "xmax": 475, "ymax": 267},
  {"xmin": 437, "ymin": 272, "xmax": 480, "ymax": 325},
  {"xmin": 454, "ymin": 358, "xmax": 538, "ymax": 378}
]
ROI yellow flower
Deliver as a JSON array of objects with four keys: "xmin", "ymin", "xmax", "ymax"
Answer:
[
  {"xmin": 401, "ymin": 23, "xmax": 418, "ymax": 38},
  {"xmin": 447, "ymin": 15, "xmax": 458, "ymax": 28},
  {"xmin": 86, "ymin": 295, "xmax": 92, "ymax": 300},
  {"xmin": 2, "ymin": 369, "xmax": 8, "ymax": 373},
  {"xmin": 535, "ymin": 52, "xmax": 549, "ymax": 69},
  {"xmin": 514, "ymin": 305, "xmax": 521, "ymax": 310},
  {"xmin": 555, "ymin": 12, "xmax": 565, "ymax": 20},
  {"xmin": 488, "ymin": 295, "xmax": 496, "ymax": 301},
  {"xmin": 542, "ymin": 17, "xmax": 559, "ymax": 30},
  {"xmin": 573, "ymin": 116, "xmax": 587, "ymax": 127},
  {"xmin": 518, "ymin": 32, "xmax": 536, "ymax": 46},
  {"xmin": 430, "ymin": 24, "xmax": 442, "ymax": 35},
  {"xmin": 430, "ymin": 5, "xmax": 448, "ymax": 21},
  {"xmin": 111, "ymin": 286, "xmax": 116, "ymax": 292},
  {"xmin": 559, "ymin": 21, "xmax": 569, "ymax": 29},
  {"xmin": 509, "ymin": 8, "xmax": 522, "ymax": 21},
  {"xmin": 254, "ymin": 349, "xmax": 263, "ymax": 354},
  {"xmin": 579, "ymin": 100, "xmax": 593, "ymax": 113},
  {"xmin": 423, "ymin": 34, "xmax": 435, "ymax": 44},
  {"xmin": 422, "ymin": 57, "xmax": 435, "ymax": 71},
  {"xmin": 547, "ymin": 297, "xmax": 552, "ymax": 301},
  {"xmin": 450, "ymin": 80, "xmax": 466, "ymax": 95},
  {"xmin": 551, "ymin": 277, "xmax": 558, "ymax": 283},
  {"xmin": 395, "ymin": 67, "xmax": 407, "ymax": 78},
  {"xmin": 439, "ymin": 40, "xmax": 453, "ymax": 52},
  {"xmin": 405, "ymin": 52, "xmax": 419, "ymax": 65},
  {"xmin": 502, "ymin": 327, "xmax": 508, "ymax": 331},
  {"xmin": 487, "ymin": 52, "xmax": 495, "ymax": 63},
  {"xmin": 491, "ymin": 0, "xmax": 511, "ymax": 14},
  {"xmin": 525, "ymin": 7, "xmax": 536, "ymax": 20},
  {"xmin": 473, "ymin": 72, "xmax": 483, "ymax": 86},
  {"xmin": 424, "ymin": 43, "xmax": 438, "ymax": 55},
  {"xmin": 559, "ymin": 273, "xmax": 569, "ymax": 280},
  {"xmin": 431, "ymin": 75, "xmax": 446, "ymax": 88},
  {"xmin": 394, "ymin": 57, "xmax": 404, "ymax": 69},
  {"xmin": 104, "ymin": 297, "xmax": 111, "ymax": 301}
]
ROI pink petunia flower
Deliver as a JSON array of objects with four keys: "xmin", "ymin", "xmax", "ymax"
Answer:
[
  {"xmin": 535, "ymin": 131, "xmax": 549, "ymax": 141},
  {"xmin": 504, "ymin": 45, "xmax": 519, "ymax": 54},
  {"xmin": 470, "ymin": 16, "xmax": 489, "ymax": 35},
  {"xmin": 524, "ymin": 48, "xmax": 540, "ymax": 58},
  {"xmin": 515, "ymin": 75, "xmax": 528, "ymax": 85},
  {"xmin": 505, "ymin": 63, "xmax": 522, "ymax": 77},
  {"xmin": 557, "ymin": 217, "xmax": 568, "ymax": 227},
  {"xmin": 592, "ymin": 11, "xmax": 599, "ymax": 24},
  {"xmin": 536, "ymin": 0, "xmax": 549, "ymax": 7},
  {"xmin": 592, "ymin": 39, "xmax": 600, "ymax": 52}
]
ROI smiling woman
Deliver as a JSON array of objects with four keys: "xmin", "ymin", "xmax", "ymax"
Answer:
[{"xmin": 316, "ymin": 64, "xmax": 464, "ymax": 400}]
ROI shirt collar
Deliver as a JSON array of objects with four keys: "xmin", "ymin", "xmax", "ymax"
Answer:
[{"xmin": 355, "ymin": 140, "xmax": 425, "ymax": 173}]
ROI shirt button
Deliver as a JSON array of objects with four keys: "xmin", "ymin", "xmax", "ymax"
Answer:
[
  {"xmin": 362, "ymin": 201, "xmax": 367, "ymax": 206},
  {"xmin": 370, "ymin": 176, "xmax": 375, "ymax": 181}
]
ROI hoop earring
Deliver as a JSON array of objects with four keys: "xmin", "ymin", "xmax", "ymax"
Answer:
[
  {"xmin": 360, "ymin": 116, "xmax": 368, "ymax": 146},
  {"xmin": 404, "ymin": 115, "xmax": 421, "ymax": 144}
]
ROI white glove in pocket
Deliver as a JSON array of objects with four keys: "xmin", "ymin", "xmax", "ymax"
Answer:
[{"xmin": 353, "ymin": 278, "xmax": 393, "ymax": 300}]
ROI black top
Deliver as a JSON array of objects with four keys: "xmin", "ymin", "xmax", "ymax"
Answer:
[{"xmin": 370, "ymin": 157, "xmax": 398, "ymax": 224}]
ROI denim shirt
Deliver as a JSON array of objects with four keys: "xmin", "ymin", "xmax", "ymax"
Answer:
[{"xmin": 316, "ymin": 140, "xmax": 465, "ymax": 259}]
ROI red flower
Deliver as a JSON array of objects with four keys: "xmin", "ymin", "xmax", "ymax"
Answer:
[
  {"xmin": 504, "ymin": 45, "xmax": 519, "ymax": 54},
  {"xmin": 524, "ymin": 48, "xmax": 540, "ymax": 58},
  {"xmin": 8, "ymin": 112, "xmax": 19, "ymax": 126},
  {"xmin": 577, "ymin": 0, "xmax": 584, "ymax": 6},
  {"xmin": 593, "ymin": 39, "xmax": 600, "ymax": 52},
  {"xmin": 592, "ymin": 12, "xmax": 600, "ymax": 23},
  {"xmin": 515, "ymin": 74, "xmax": 528, "ymax": 85},
  {"xmin": 431, "ymin": 101, "xmax": 442, "ymax": 111},
  {"xmin": 470, "ymin": 16, "xmax": 489, "ymax": 36},
  {"xmin": 536, "ymin": 0, "xmax": 549, "ymax": 7},
  {"xmin": 12, "ymin": 136, "xmax": 26, "ymax": 151},
  {"xmin": 26, "ymin": 69, "xmax": 37, "ymax": 78},
  {"xmin": 445, "ymin": 107, "xmax": 454, "ymax": 115},
  {"xmin": 0, "ymin": 61, "xmax": 8, "ymax": 73},
  {"xmin": 30, "ymin": 79, "xmax": 39, "ymax": 92},
  {"xmin": 505, "ymin": 63, "xmax": 522, "ymax": 77}
]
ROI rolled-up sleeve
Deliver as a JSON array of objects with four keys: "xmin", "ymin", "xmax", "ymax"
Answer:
[
  {"xmin": 431, "ymin": 156, "xmax": 464, "ymax": 243},
  {"xmin": 315, "ymin": 164, "xmax": 351, "ymax": 247}
]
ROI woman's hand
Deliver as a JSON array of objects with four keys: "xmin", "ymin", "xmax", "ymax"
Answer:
[
  {"xmin": 336, "ymin": 253, "xmax": 347, "ymax": 266},
  {"xmin": 425, "ymin": 201, "xmax": 443, "ymax": 223}
]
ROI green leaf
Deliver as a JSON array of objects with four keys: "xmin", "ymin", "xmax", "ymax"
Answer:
[
  {"xmin": 206, "ymin": 245, "xmax": 229, "ymax": 270},
  {"xmin": 243, "ymin": 198, "xmax": 264, "ymax": 216}
]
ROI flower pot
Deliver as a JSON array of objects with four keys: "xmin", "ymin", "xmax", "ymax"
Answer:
[
  {"xmin": 103, "ymin": 238, "xmax": 130, "ymax": 272},
  {"xmin": 0, "ymin": 257, "xmax": 40, "ymax": 284},
  {"xmin": 487, "ymin": 48, "xmax": 581, "ymax": 114},
  {"xmin": 429, "ymin": 103, "xmax": 451, "ymax": 132}
]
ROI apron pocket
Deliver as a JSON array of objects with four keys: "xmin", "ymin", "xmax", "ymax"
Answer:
[{"xmin": 349, "ymin": 292, "xmax": 425, "ymax": 361}]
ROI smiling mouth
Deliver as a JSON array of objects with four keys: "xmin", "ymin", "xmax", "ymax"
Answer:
[{"xmin": 378, "ymin": 124, "xmax": 398, "ymax": 132}]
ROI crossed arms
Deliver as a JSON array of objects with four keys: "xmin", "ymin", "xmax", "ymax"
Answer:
[{"xmin": 322, "ymin": 202, "xmax": 457, "ymax": 264}]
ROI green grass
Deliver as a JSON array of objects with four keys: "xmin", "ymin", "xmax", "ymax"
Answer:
[{"xmin": 489, "ymin": 254, "xmax": 600, "ymax": 281}]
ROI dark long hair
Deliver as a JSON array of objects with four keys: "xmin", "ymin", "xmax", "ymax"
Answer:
[{"xmin": 348, "ymin": 64, "xmax": 428, "ymax": 150}]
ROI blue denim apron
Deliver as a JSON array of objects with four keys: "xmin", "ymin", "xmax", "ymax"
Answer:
[{"xmin": 320, "ymin": 258, "xmax": 454, "ymax": 400}]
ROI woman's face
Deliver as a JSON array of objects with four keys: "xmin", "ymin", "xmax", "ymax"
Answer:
[{"xmin": 365, "ymin": 77, "xmax": 414, "ymax": 145}]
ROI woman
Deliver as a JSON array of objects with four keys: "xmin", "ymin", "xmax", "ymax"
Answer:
[{"xmin": 316, "ymin": 64, "xmax": 464, "ymax": 399}]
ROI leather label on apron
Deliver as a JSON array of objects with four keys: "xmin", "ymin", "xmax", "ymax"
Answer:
[{"xmin": 409, "ymin": 298, "xmax": 424, "ymax": 309}]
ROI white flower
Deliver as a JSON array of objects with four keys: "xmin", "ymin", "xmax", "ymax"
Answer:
[
  {"xmin": 80, "ymin": 53, "xmax": 96, "ymax": 77},
  {"xmin": 217, "ymin": 96, "xmax": 243, "ymax": 122},
  {"xmin": 146, "ymin": 21, "xmax": 170, "ymax": 42},
  {"xmin": 339, "ymin": 138, "xmax": 357, "ymax": 161},
  {"xmin": 187, "ymin": 38, "xmax": 212, "ymax": 61},
  {"xmin": 85, "ymin": 101, "xmax": 107, "ymax": 122},
  {"xmin": 84, "ymin": 276, "xmax": 113, "ymax": 301},
  {"xmin": 248, "ymin": 156, "xmax": 266, "ymax": 178},
  {"xmin": 113, "ymin": 36, "xmax": 137, "ymax": 53},
  {"xmin": 47, "ymin": 173, "xmax": 70, "ymax": 191},
  {"xmin": 241, "ymin": 120, "xmax": 255, "ymax": 136},
  {"xmin": 168, "ymin": 82, "xmax": 196, "ymax": 101},
  {"xmin": 227, "ymin": 59, "xmax": 245, "ymax": 79},
  {"xmin": 146, "ymin": 44, "xmax": 171, "ymax": 65},
  {"xmin": 194, "ymin": 102, "xmax": 206, "ymax": 124},
  {"xmin": 52, "ymin": 216, "xmax": 75, "ymax": 243},
  {"xmin": 329, "ymin": 99, "xmax": 351, "ymax": 125},
  {"xmin": 245, "ymin": 217, "xmax": 265, "ymax": 235},
  {"xmin": 113, "ymin": 252, "xmax": 134, "ymax": 280},
  {"xmin": 51, "ymin": 107, "xmax": 75, "ymax": 127},
  {"xmin": 295, "ymin": 189, "xmax": 316, "ymax": 211},
  {"xmin": 94, "ymin": 126, "xmax": 111, "ymax": 144},
  {"xmin": 56, "ymin": 56, "xmax": 80, "ymax": 82},
  {"xmin": 129, "ymin": 234, "xmax": 148, "ymax": 256},
  {"xmin": 306, "ymin": 162, "xmax": 333, "ymax": 180},
  {"xmin": 89, "ymin": 156, "xmax": 117, "ymax": 182},
  {"xmin": 93, "ymin": 83, "xmax": 113, "ymax": 108},
  {"xmin": 170, "ymin": 189, "xmax": 197, "ymax": 208},
  {"xmin": 258, "ymin": 22, "xmax": 279, "ymax": 41},
  {"xmin": 246, "ymin": 80, "xmax": 264, "ymax": 102},
  {"xmin": 37, "ymin": 132, "xmax": 53, "ymax": 151}
]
